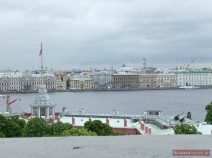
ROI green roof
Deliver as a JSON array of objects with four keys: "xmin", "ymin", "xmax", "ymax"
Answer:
[{"xmin": 177, "ymin": 69, "xmax": 212, "ymax": 74}]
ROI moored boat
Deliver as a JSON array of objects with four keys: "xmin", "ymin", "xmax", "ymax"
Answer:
[{"xmin": 179, "ymin": 86, "xmax": 200, "ymax": 89}]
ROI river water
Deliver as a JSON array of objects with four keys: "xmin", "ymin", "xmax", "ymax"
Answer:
[{"xmin": 1, "ymin": 89, "xmax": 212, "ymax": 121}]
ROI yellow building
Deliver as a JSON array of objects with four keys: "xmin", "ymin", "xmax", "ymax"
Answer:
[{"xmin": 70, "ymin": 77, "xmax": 93, "ymax": 90}]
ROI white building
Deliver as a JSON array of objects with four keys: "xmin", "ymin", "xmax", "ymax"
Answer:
[
  {"xmin": 0, "ymin": 71, "xmax": 56, "ymax": 92},
  {"xmin": 92, "ymin": 71, "xmax": 112, "ymax": 89},
  {"xmin": 30, "ymin": 85, "xmax": 56, "ymax": 119},
  {"xmin": 177, "ymin": 69, "xmax": 212, "ymax": 86},
  {"xmin": 0, "ymin": 71, "xmax": 22, "ymax": 91}
]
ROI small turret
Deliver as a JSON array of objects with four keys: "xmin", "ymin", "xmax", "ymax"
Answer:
[{"xmin": 187, "ymin": 112, "xmax": 192, "ymax": 119}]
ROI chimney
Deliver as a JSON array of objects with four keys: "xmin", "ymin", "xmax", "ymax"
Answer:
[
  {"xmin": 124, "ymin": 119, "xmax": 127, "ymax": 127},
  {"xmin": 106, "ymin": 118, "xmax": 109, "ymax": 125},
  {"xmin": 145, "ymin": 126, "xmax": 148, "ymax": 134},
  {"xmin": 141, "ymin": 122, "xmax": 145, "ymax": 130},
  {"xmin": 72, "ymin": 117, "xmax": 75, "ymax": 125},
  {"xmin": 148, "ymin": 128, "xmax": 151, "ymax": 135}
]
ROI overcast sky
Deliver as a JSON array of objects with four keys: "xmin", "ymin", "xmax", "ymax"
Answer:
[{"xmin": 0, "ymin": 0, "xmax": 212, "ymax": 70}]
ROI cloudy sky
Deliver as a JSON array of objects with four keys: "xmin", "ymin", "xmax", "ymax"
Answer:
[{"xmin": 0, "ymin": 0, "xmax": 212, "ymax": 70}]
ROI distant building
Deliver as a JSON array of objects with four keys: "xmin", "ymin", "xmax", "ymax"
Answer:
[
  {"xmin": 0, "ymin": 71, "xmax": 56, "ymax": 92},
  {"xmin": 92, "ymin": 71, "xmax": 112, "ymax": 89},
  {"xmin": 112, "ymin": 74, "xmax": 139, "ymax": 88},
  {"xmin": 139, "ymin": 74, "xmax": 157, "ymax": 88},
  {"xmin": 156, "ymin": 73, "xmax": 177, "ymax": 88},
  {"xmin": 55, "ymin": 79, "xmax": 66, "ymax": 90},
  {"xmin": 70, "ymin": 77, "xmax": 93, "ymax": 90},
  {"xmin": 177, "ymin": 69, "xmax": 212, "ymax": 86}
]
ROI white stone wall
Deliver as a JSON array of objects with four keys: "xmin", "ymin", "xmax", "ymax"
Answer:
[{"xmin": 177, "ymin": 73, "xmax": 212, "ymax": 86}]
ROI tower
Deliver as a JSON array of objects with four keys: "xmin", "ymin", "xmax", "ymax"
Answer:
[
  {"xmin": 143, "ymin": 58, "xmax": 146, "ymax": 69},
  {"xmin": 30, "ymin": 43, "xmax": 56, "ymax": 119}
]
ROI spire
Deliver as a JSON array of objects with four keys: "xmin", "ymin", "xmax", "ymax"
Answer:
[{"xmin": 39, "ymin": 42, "xmax": 44, "ymax": 85}]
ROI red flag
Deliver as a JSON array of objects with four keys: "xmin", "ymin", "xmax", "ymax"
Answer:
[
  {"xmin": 8, "ymin": 98, "xmax": 19, "ymax": 105},
  {"xmin": 39, "ymin": 43, "xmax": 43, "ymax": 56}
]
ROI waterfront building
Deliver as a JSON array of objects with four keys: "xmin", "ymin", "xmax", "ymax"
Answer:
[
  {"xmin": 112, "ymin": 73, "xmax": 139, "ymax": 88},
  {"xmin": 0, "ymin": 71, "xmax": 22, "ymax": 92},
  {"xmin": 92, "ymin": 71, "xmax": 112, "ymax": 89},
  {"xmin": 139, "ymin": 73, "xmax": 177, "ymax": 88},
  {"xmin": 69, "ymin": 77, "xmax": 93, "ymax": 90},
  {"xmin": 0, "ymin": 71, "xmax": 56, "ymax": 92},
  {"xmin": 139, "ymin": 74, "xmax": 157, "ymax": 88},
  {"xmin": 55, "ymin": 79, "xmax": 66, "ymax": 90},
  {"xmin": 177, "ymin": 69, "xmax": 212, "ymax": 87},
  {"xmin": 156, "ymin": 73, "xmax": 177, "ymax": 88}
]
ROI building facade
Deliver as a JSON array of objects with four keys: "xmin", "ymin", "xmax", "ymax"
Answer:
[
  {"xmin": 112, "ymin": 74, "xmax": 139, "ymax": 88},
  {"xmin": 69, "ymin": 77, "xmax": 93, "ymax": 90},
  {"xmin": 156, "ymin": 73, "xmax": 177, "ymax": 88},
  {"xmin": 92, "ymin": 71, "xmax": 112, "ymax": 89},
  {"xmin": 177, "ymin": 69, "xmax": 212, "ymax": 86},
  {"xmin": 0, "ymin": 71, "xmax": 56, "ymax": 92},
  {"xmin": 139, "ymin": 74, "xmax": 157, "ymax": 88},
  {"xmin": 30, "ymin": 85, "xmax": 56, "ymax": 119}
]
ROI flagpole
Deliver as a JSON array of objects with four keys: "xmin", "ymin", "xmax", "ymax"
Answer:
[
  {"xmin": 5, "ymin": 70, "xmax": 10, "ymax": 113},
  {"xmin": 40, "ymin": 43, "xmax": 44, "ymax": 85}
]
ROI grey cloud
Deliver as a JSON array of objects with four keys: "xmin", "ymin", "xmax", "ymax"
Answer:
[{"xmin": 0, "ymin": 0, "xmax": 212, "ymax": 70}]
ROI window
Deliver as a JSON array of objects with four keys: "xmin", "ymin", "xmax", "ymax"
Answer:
[
  {"xmin": 40, "ymin": 108, "xmax": 46, "ymax": 116},
  {"xmin": 33, "ymin": 107, "xmax": 37, "ymax": 116}
]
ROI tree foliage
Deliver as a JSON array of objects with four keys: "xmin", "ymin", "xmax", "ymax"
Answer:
[
  {"xmin": 49, "ymin": 122, "xmax": 73, "ymax": 136},
  {"xmin": 84, "ymin": 120, "xmax": 114, "ymax": 136},
  {"xmin": 174, "ymin": 124, "xmax": 201, "ymax": 134},
  {"xmin": 23, "ymin": 117, "xmax": 48, "ymax": 137},
  {"xmin": 66, "ymin": 78, "xmax": 70, "ymax": 89},
  {"xmin": 10, "ymin": 116, "xmax": 26, "ymax": 129},
  {"xmin": 61, "ymin": 128, "xmax": 97, "ymax": 136},
  {"xmin": 0, "ymin": 132, "xmax": 5, "ymax": 138},
  {"xmin": 205, "ymin": 101, "xmax": 212, "ymax": 124},
  {"xmin": 0, "ymin": 114, "xmax": 22, "ymax": 137},
  {"xmin": 0, "ymin": 115, "xmax": 123, "ymax": 138}
]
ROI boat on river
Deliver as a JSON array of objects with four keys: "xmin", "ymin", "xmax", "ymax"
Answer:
[{"xmin": 179, "ymin": 86, "xmax": 200, "ymax": 89}]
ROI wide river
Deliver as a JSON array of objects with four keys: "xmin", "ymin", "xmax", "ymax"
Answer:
[{"xmin": 1, "ymin": 89, "xmax": 212, "ymax": 121}]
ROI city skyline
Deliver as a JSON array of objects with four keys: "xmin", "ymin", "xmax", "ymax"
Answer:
[{"xmin": 0, "ymin": 0, "xmax": 212, "ymax": 70}]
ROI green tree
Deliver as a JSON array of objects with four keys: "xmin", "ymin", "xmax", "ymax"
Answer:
[
  {"xmin": 10, "ymin": 116, "xmax": 26, "ymax": 129},
  {"xmin": 0, "ymin": 132, "xmax": 5, "ymax": 138},
  {"xmin": 23, "ymin": 118, "xmax": 48, "ymax": 137},
  {"xmin": 66, "ymin": 78, "xmax": 70, "ymax": 89},
  {"xmin": 174, "ymin": 124, "xmax": 201, "ymax": 134},
  {"xmin": 205, "ymin": 101, "xmax": 212, "ymax": 124},
  {"xmin": 49, "ymin": 122, "xmax": 73, "ymax": 136},
  {"xmin": 0, "ymin": 115, "xmax": 22, "ymax": 137},
  {"xmin": 84, "ymin": 120, "xmax": 114, "ymax": 136},
  {"xmin": 61, "ymin": 128, "xmax": 97, "ymax": 136}
]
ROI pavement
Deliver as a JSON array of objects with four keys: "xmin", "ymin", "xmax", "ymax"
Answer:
[{"xmin": 0, "ymin": 136, "xmax": 211, "ymax": 158}]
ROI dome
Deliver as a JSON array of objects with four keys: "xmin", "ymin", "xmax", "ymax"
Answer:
[{"xmin": 30, "ymin": 85, "xmax": 56, "ymax": 107}]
